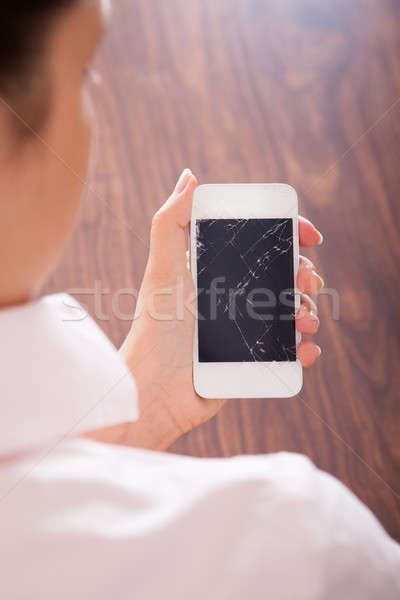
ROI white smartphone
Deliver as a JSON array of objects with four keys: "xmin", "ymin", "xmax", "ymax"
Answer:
[{"xmin": 190, "ymin": 183, "xmax": 302, "ymax": 399}]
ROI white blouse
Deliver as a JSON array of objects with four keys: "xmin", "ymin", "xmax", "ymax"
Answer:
[{"xmin": 0, "ymin": 294, "xmax": 399, "ymax": 599}]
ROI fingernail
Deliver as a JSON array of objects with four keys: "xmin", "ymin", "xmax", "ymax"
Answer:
[
  {"xmin": 175, "ymin": 168, "xmax": 192, "ymax": 192},
  {"xmin": 301, "ymin": 256, "xmax": 315, "ymax": 270},
  {"xmin": 309, "ymin": 310, "xmax": 319, "ymax": 323},
  {"xmin": 315, "ymin": 345, "xmax": 322, "ymax": 357},
  {"xmin": 316, "ymin": 231, "xmax": 324, "ymax": 245},
  {"xmin": 312, "ymin": 270, "xmax": 324, "ymax": 290}
]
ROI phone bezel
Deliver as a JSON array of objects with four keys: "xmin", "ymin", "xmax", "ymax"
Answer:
[{"xmin": 191, "ymin": 183, "xmax": 302, "ymax": 399}]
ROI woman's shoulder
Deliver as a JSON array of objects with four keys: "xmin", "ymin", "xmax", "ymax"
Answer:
[{"xmin": 1, "ymin": 439, "xmax": 399, "ymax": 599}]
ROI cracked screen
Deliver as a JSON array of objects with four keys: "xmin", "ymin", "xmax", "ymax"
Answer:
[{"xmin": 196, "ymin": 218, "xmax": 296, "ymax": 362}]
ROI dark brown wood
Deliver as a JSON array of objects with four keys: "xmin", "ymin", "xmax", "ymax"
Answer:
[{"xmin": 45, "ymin": 0, "xmax": 400, "ymax": 540}]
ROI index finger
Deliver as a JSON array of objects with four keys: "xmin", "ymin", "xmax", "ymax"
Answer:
[{"xmin": 299, "ymin": 216, "xmax": 323, "ymax": 248}]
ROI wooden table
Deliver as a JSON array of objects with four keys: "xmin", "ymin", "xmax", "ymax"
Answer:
[{"xmin": 45, "ymin": 0, "xmax": 400, "ymax": 540}]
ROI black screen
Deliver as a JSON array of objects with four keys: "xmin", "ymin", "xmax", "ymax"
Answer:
[{"xmin": 197, "ymin": 218, "xmax": 296, "ymax": 362}]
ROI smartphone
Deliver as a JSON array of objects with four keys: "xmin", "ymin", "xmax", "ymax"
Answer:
[{"xmin": 190, "ymin": 183, "xmax": 302, "ymax": 399}]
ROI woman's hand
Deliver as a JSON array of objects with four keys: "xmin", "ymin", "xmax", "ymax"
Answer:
[{"xmin": 98, "ymin": 170, "xmax": 324, "ymax": 451}]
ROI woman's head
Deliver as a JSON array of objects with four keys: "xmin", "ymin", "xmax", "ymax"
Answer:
[
  {"xmin": 0, "ymin": 1, "xmax": 107, "ymax": 305},
  {"xmin": 0, "ymin": 1, "xmax": 76, "ymax": 127}
]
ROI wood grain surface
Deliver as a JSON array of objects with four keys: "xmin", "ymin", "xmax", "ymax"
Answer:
[{"xmin": 44, "ymin": 0, "xmax": 400, "ymax": 540}]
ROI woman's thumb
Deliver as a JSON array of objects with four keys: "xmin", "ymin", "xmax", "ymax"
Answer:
[{"xmin": 149, "ymin": 169, "xmax": 197, "ymax": 274}]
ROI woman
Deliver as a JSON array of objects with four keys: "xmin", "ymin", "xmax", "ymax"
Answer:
[{"xmin": 0, "ymin": 1, "xmax": 398, "ymax": 598}]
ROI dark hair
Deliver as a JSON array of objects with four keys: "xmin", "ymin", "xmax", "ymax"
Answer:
[{"xmin": 0, "ymin": 1, "xmax": 77, "ymax": 126}]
